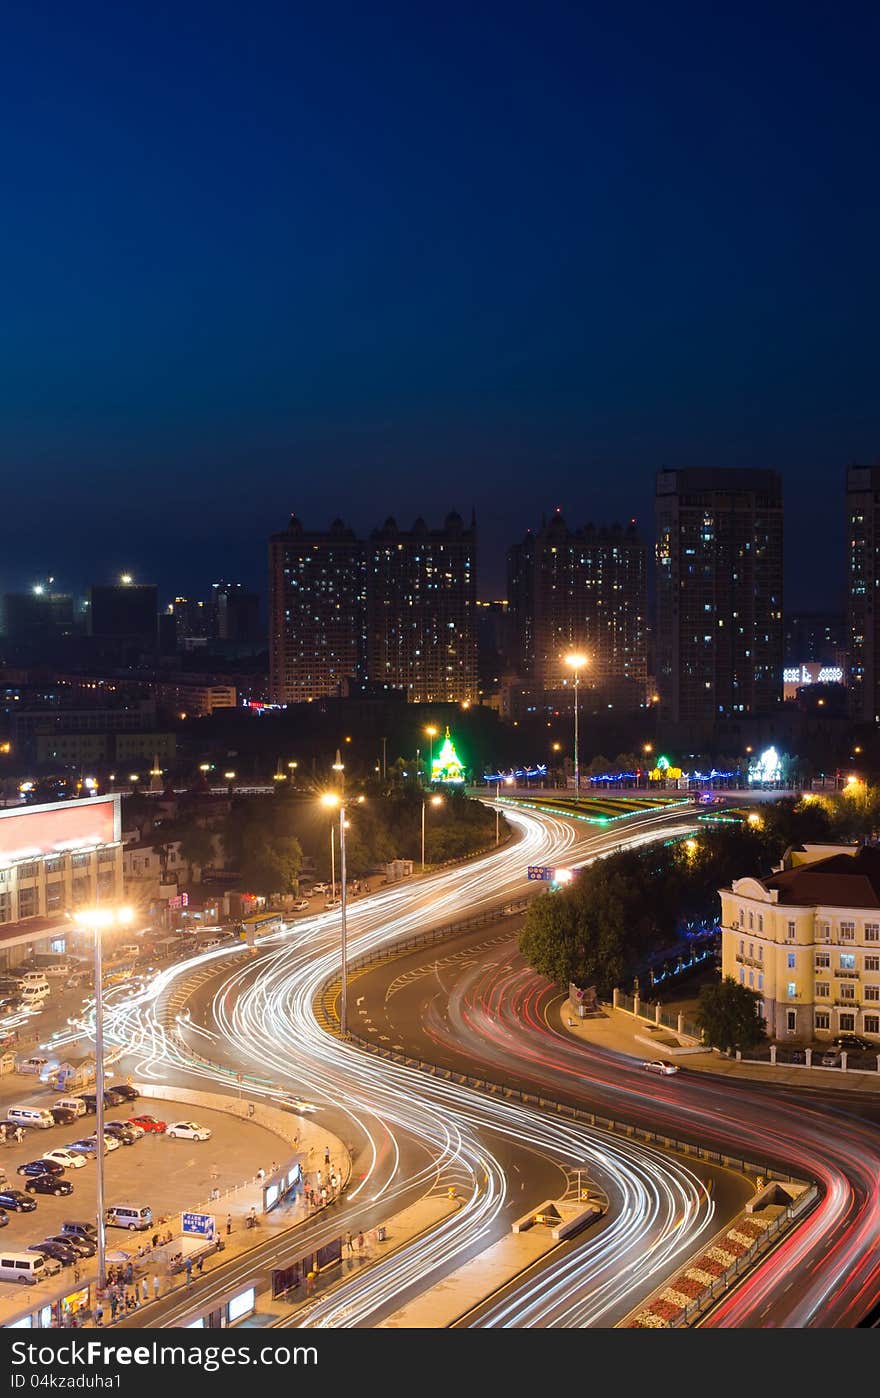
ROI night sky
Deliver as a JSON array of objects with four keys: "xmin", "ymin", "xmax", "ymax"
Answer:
[{"xmin": 2, "ymin": 0, "xmax": 877, "ymax": 608}]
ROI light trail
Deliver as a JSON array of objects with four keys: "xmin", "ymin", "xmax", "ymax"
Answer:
[{"xmin": 85, "ymin": 803, "xmax": 721, "ymax": 1327}]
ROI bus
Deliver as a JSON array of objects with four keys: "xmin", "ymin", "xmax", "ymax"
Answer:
[{"xmin": 239, "ymin": 912, "xmax": 285, "ymax": 944}]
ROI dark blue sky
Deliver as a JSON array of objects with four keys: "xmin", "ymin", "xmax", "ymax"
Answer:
[{"xmin": 1, "ymin": 0, "xmax": 877, "ymax": 608}]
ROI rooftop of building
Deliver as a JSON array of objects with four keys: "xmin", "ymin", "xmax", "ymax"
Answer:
[{"xmin": 763, "ymin": 844, "xmax": 880, "ymax": 909}]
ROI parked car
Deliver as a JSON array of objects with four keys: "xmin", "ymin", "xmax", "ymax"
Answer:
[
  {"xmin": 103, "ymin": 1088, "xmax": 126, "ymax": 1106},
  {"xmin": 832, "ymin": 1033, "xmax": 876, "ymax": 1053},
  {"xmin": 27, "ymin": 1247, "xmax": 65, "ymax": 1275},
  {"xmin": 324, "ymin": 898, "xmax": 342, "ymax": 910},
  {"xmin": 112, "ymin": 1119, "xmax": 144, "ymax": 1139},
  {"xmin": 128, "ymin": 1115, "xmax": 166, "ymax": 1133},
  {"xmin": 166, "ymin": 1121, "xmax": 212, "ymax": 1142},
  {"xmin": 25, "ymin": 1174, "xmax": 73, "ymax": 1197},
  {"xmin": 641, "ymin": 1059, "xmax": 680, "ymax": 1076},
  {"xmin": 30, "ymin": 1240, "xmax": 78, "ymax": 1267},
  {"xmin": 40, "ymin": 1149, "xmax": 87, "ymax": 1171},
  {"xmin": 820, "ymin": 1050, "xmax": 841, "ymax": 1067},
  {"xmin": 17, "ymin": 1160, "xmax": 65, "ymax": 1179},
  {"xmin": 110, "ymin": 1084, "xmax": 139, "ymax": 1103},
  {"xmin": 103, "ymin": 1122, "xmax": 138, "ymax": 1145},
  {"xmin": 60, "ymin": 1221, "xmax": 97, "ymax": 1244},
  {"xmin": 43, "ymin": 1232, "xmax": 95, "ymax": 1257},
  {"xmin": 290, "ymin": 899, "xmax": 310, "ymax": 912},
  {"xmin": 49, "ymin": 1108, "xmax": 79, "ymax": 1127},
  {"xmin": 0, "ymin": 1189, "xmax": 37, "ymax": 1212},
  {"xmin": 311, "ymin": 883, "xmax": 329, "ymax": 895},
  {"xmin": 64, "ymin": 1140, "xmax": 99, "ymax": 1158},
  {"xmin": 83, "ymin": 1134, "xmax": 120, "ymax": 1153}
]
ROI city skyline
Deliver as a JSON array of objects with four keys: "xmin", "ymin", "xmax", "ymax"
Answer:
[{"xmin": 1, "ymin": 3, "xmax": 876, "ymax": 609}]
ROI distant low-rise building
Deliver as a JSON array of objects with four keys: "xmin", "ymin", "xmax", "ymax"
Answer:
[{"xmin": 721, "ymin": 843, "xmax": 880, "ymax": 1043}]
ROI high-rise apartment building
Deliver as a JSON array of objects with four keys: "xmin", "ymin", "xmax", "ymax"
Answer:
[
  {"xmin": 366, "ymin": 513, "xmax": 477, "ymax": 703},
  {"xmin": 507, "ymin": 511, "xmax": 647, "ymax": 704},
  {"xmin": 846, "ymin": 466, "xmax": 880, "ymax": 722},
  {"xmin": 655, "ymin": 469, "xmax": 783, "ymax": 724},
  {"xmin": 268, "ymin": 516, "xmax": 366, "ymax": 704}
]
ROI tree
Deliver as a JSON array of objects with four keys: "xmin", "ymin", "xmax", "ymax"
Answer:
[
  {"xmin": 177, "ymin": 825, "xmax": 216, "ymax": 884},
  {"xmin": 695, "ymin": 977, "xmax": 766, "ymax": 1054}
]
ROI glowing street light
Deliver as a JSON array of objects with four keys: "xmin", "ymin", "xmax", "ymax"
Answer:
[
  {"xmin": 120, "ymin": 574, "xmax": 133, "ymax": 585},
  {"xmin": 425, "ymin": 726, "xmax": 438, "ymax": 777},
  {"xmin": 71, "ymin": 904, "xmax": 133, "ymax": 1292},
  {"xmin": 565, "ymin": 653, "xmax": 588, "ymax": 800},
  {"xmin": 421, "ymin": 794, "xmax": 444, "ymax": 871}
]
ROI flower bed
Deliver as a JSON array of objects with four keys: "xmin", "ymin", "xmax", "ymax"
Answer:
[{"xmin": 625, "ymin": 1211, "xmax": 764, "ymax": 1328}]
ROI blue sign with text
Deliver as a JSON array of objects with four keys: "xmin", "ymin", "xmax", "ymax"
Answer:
[
  {"xmin": 182, "ymin": 1212, "xmax": 214, "ymax": 1237},
  {"xmin": 527, "ymin": 866, "xmax": 554, "ymax": 880}
]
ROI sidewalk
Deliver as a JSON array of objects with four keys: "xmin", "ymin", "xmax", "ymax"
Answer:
[{"xmin": 559, "ymin": 1000, "xmax": 880, "ymax": 1093}]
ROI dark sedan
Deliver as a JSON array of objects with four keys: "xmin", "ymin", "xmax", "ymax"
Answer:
[
  {"xmin": 30, "ymin": 1240, "xmax": 78, "ymax": 1266},
  {"xmin": 50, "ymin": 1107, "xmax": 79, "ymax": 1127},
  {"xmin": 110, "ymin": 1084, "xmax": 139, "ymax": 1102},
  {"xmin": 25, "ymin": 1174, "xmax": 73, "ymax": 1197},
  {"xmin": 0, "ymin": 1189, "xmax": 37, "ymax": 1212},
  {"xmin": 104, "ymin": 1122, "xmax": 137, "ymax": 1145},
  {"xmin": 43, "ymin": 1232, "xmax": 95, "ymax": 1257},
  {"xmin": 17, "ymin": 1159, "xmax": 65, "ymax": 1178},
  {"xmin": 65, "ymin": 1140, "xmax": 98, "ymax": 1157}
]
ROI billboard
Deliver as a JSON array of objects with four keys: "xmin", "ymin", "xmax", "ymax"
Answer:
[
  {"xmin": 783, "ymin": 663, "xmax": 846, "ymax": 700},
  {"xmin": 0, "ymin": 795, "xmax": 118, "ymax": 863}
]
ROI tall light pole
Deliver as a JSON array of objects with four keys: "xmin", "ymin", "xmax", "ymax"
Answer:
[
  {"xmin": 421, "ymin": 794, "xmax": 443, "ymax": 870},
  {"xmin": 425, "ymin": 726, "xmax": 438, "ymax": 784},
  {"xmin": 330, "ymin": 823, "xmax": 336, "ymax": 900},
  {"xmin": 72, "ymin": 905, "xmax": 133, "ymax": 1295},
  {"xmin": 565, "ymin": 653, "xmax": 588, "ymax": 800},
  {"xmin": 320, "ymin": 793, "xmax": 364, "ymax": 1037}
]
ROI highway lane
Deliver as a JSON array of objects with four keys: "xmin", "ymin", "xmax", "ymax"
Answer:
[
  {"xmin": 352, "ymin": 914, "xmax": 880, "ymax": 1327},
  {"xmin": 82, "ymin": 801, "xmax": 725, "ymax": 1328}
]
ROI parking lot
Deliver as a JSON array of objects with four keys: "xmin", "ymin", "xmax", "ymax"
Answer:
[{"xmin": 0, "ymin": 1094, "xmax": 285, "ymax": 1284}]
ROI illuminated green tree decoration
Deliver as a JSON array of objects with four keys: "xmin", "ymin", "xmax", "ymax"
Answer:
[{"xmin": 431, "ymin": 727, "xmax": 466, "ymax": 784}]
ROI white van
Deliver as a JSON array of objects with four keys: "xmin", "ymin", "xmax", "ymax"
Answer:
[
  {"xmin": 54, "ymin": 1098, "xmax": 88, "ymax": 1118},
  {"xmin": 0, "ymin": 1251, "xmax": 47, "ymax": 1284},
  {"xmin": 20, "ymin": 984, "xmax": 49, "ymax": 1010},
  {"xmin": 7, "ymin": 1105, "xmax": 54, "ymax": 1131},
  {"xmin": 39, "ymin": 960, "xmax": 73, "ymax": 979},
  {"xmin": 20, "ymin": 974, "xmax": 50, "ymax": 994},
  {"xmin": 105, "ymin": 1204, "xmax": 153, "ymax": 1231}
]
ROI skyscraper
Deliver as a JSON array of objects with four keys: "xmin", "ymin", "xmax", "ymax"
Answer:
[
  {"xmin": 268, "ymin": 516, "xmax": 366, "ymax": 703},
  {"xmin": 366, "ymin": 513, "xmax": 477, "ymax": 703},
  {"xmin": 654, "ymin": 469, "xmax": 783, "ymax": 725},
  {"xmin": 846, "ymin": 466, "xmax": 880, "ymax": 722},
  {"xmin": 507, "ymin": 511, "xmax": 647, "ymax": 705}
]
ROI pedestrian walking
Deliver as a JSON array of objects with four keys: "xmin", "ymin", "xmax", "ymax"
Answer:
[
  {"xmin": 306, "ymin": 1270, "xmax": 315, "ymax": 1295},
  {"xmin": 323, "ymin": 1145, "xmax": 330, "ymax": 1166},
  {"xmin": 226, "ymin": 1213, "xmax": 232, "ymax": 1235},
  {"xmin": 0, "ymin": 1123, "xmax": 6, "ymax": 1144},
  {"xmin": 109, "ymin": 1294, "xmax": 118, "ymax": 1322},
  {"xmin": 152, "ymin": 1232, "xmax": 159, "ymax": 1250},
  {"xmin": 95, "ymin": 1302, "xmax": 104, "ymax": 1327},
  {"xmin": 320, "ymin": 1186, "xmax": 327, "ymax": 1206},
  {"xmin": 141, "ymin": 1278, "xmax": 148, "ymax": 1302},
  {"xmin": 185, "ymin": 1256, "xmax": 193, "ymax": 1287},
  {"xmin": 14, "ymin": 1126, "xmax": 23, "ymax": 1144},
  {"xmin": 346, "ymin": 1232, "xmax": 353, "ymax": 1254},
  {"xmin": 196, "ymin": 1255, "xmax": 204, "ymax": 1274},
  {"xmin": 316, "ymin": 1168, "xmax": 322, "ymax": 1187},
  {"xmin": 153, "ymin": 1275, "xmax": 160, "ymax": 1300},
  {"xmin": 270, "ymin": 1160, "xmax": 278, "ymax": 1174},
  {"xmin": 357, "ymin": 1230, "xmax": 364, "ymax": 1254}
]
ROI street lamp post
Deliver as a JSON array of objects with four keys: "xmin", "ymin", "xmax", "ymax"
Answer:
[
  {"xmin": 565, "ymin": 653, "xmax": 588, "ymax": 800},
  {"xmin": 421, "ymin": 794, "xmax": 443, "ymax": 871},
  {"xmin": 72, "ymin": 905, "xmax": 133, "ymax": 1295},
  {"xmin": 425, "ymin": 726, "xmax": 438, "ymax": 784},
  {"xmin": 321, "ymin": 793, "xmax": 364, "ymax": 1037},
  {"xmin": 495, "ymin": 805, "xmax": 500, "ymax": 845}
]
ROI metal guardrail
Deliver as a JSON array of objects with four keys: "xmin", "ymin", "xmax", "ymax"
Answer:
[{"xmin": 344, "ymin": 1032, "xmax": 809, "ymax": 1187}]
